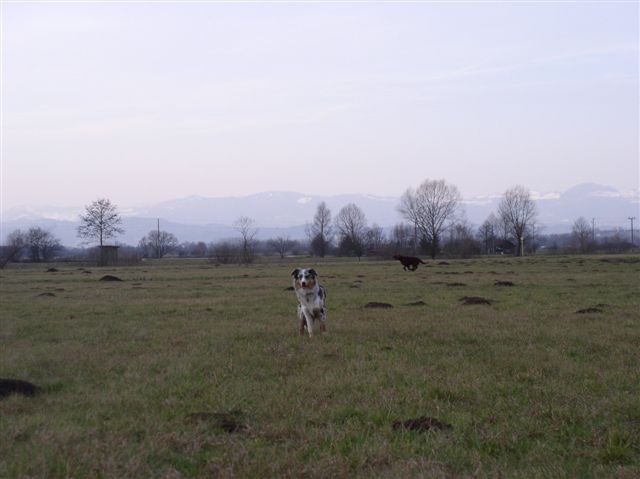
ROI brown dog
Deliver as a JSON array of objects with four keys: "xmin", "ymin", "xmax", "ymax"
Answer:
[{"xmin": 393, "ymin": 254, "xmax": 426, "ymax": 271}]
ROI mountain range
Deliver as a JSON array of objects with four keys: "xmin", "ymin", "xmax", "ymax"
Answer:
[{"xmin": 1, "ymin": 183, "xmax": 638, "ymax": 247}]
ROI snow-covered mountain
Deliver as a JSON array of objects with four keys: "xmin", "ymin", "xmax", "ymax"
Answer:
[{"xmin": 2, "ymin": 184, "xmax": 638, "ymax": 246}]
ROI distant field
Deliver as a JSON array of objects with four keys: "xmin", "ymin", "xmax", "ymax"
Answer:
[{"xmin": 1, "ymin": 255, "xmax": 639, "ymax": 478}]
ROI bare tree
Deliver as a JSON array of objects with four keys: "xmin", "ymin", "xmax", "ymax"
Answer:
[
  {"xmin": 77, "ymin": 198, "xmax": 124, "ymax": 246},
  {"xmin": 365, "ymin": 223, "xmax": 386, "ymax": 253},
  {"xmin": 498, "ymin": 185, "xmax": 537, "ymax": 257},
  {"xmin": 209, "ymin": 240, "xmax": 240, "ymax": 264},
  {"xmin": 398, "ymin": 178, "xmax": 461, "ymax": 259},
  {"xmin": 572, "ymin": 216, "xmax": 592, "ymax": 253},
  {"xmin": 307, "ymin": 202, "xmax": 333, "ymax": 257},
  {"xmin": 267, "ymin": 236, "xmax": 295, "ymax": 258},
  {"xmin": 444, "ymin": 220, "xmax": 478, "ymax": 258},
  {"xmin": 139, "ymin": 230, "xmax": 178, "ymax": 258},
  {"xmin": 234, "ymin": 216, "xmax": 258, "ymax": 264},
  {"xmin": 1, "ymin": 229, "xmax": 26, "ymax": 268},
  {"xmin": 335, "ymin": 203, "xmax": 368, "ymax": 259},
  {"xmin": 390, "ymin": 223, "xmax": 414, "ymax": 253},
  {"xmin": 25, "ymin": 227, "xmax": 61, "ymax": 262},
  {"xmin": 477, "ymin": 213, "xmax": 499, "ymax": 254}
]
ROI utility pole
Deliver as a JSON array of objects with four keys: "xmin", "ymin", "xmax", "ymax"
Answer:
[
  {"xmin": 157, "ymin": 218, "xmax": 160, "ymax": 259},
  {"xmin": 592, "ymin": 218, "xmax": 595, "ymax": 243},
  {"xmin": 629, "ymin": 217, "xmax": 636, "ymax": 247}
]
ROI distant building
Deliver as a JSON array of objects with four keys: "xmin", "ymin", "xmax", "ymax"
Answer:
[{"xmin": 98, "ymin": 246, "xmax": 119, "ymax": 266}]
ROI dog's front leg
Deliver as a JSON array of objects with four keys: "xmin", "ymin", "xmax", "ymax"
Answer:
[
  {"xmin": 303, "ymin": 311, "xmax": 314, "ymax": 337},
  {"xmin": 298, "ymin": 305, "xmax": 306, "ymax": 335},
  {"xmin": 299, "ymin": 317, "xmax": 306, "ymax": 335},
  {"xmin": 320, "ymin": 308, "xmax": 327, "ymax": 333}
]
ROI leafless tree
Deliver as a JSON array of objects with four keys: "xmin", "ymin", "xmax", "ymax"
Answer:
[
  {"xmin": 77, "ymin": 198, "xmax": 124, "ymax": 246},
  {"xmin": 572, "ymin": 216, "xmax": 592, "ymax": 253},
  {"xmin": 398, "ymin": 178, "xmax": 461, "ymax": 259},
  {"xmin": 444, "ymin": 220, "xmax": 478, "ymax": 258},
  {"xmin": 1, "ymin": 229, "xmax": 26, "ymax": 268},
  {"xmin": 25, "ymin": 227, "xmax": 61, "ymax": 262},
  {"xmin": 139, "ymin": 230, "xmax": 178, "ymax": 258},
  {"xmin": 209, "ymin": 240, "xmax": 240, "ymax": 264},
  {"xmin": 498, "ymin": 185, "xmax": 537, "ymax": 256},
  {"xmin": 477, "ymin": 213, "xmax": 500, "ymax": 254},
  {"xmin": 390, "ymin": 223, "xmax": 414, "ymax": 253},
  {"xmin": 234, "ymin": 216, "xmax": 258, "ymax": 264},
  {"xmin": 335, "ymin": 203, "xmax": 368, "ymax": 259},
  {"xmin": 365, "ymin": 223, "xmax": 386, "ymax": 253},
  {"xmin": 307, "ymin": 202, "xmax": 333, "ymax": 257},
  {"xmin": 267, "ymin": 236, "xmax": 295, "ymax": 258}
]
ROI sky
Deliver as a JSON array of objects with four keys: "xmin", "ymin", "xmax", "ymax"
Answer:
[{"xmin": 1, "ymin": 1, "xmax": 638, "ymax": 212}]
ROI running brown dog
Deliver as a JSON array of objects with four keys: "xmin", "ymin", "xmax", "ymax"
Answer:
[{"xmin": 393, "ymin": 254, "xmax": 427, "ymax": 271}]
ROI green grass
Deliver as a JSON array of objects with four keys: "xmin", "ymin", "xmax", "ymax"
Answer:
[{"xmin": 1, "ymin": 255, "xmax": 639, "ymax": 478}]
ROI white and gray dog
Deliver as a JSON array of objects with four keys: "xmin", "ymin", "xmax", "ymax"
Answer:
[{"xmin": 291, "ymin": 268, "xmax": 327, "ymax": 337}]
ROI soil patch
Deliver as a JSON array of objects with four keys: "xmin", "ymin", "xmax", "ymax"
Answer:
[
  {"xmin": 460, "ymin": 296, "xmax": 493, "ymax": 305},
  {"xmin": 364, "ymin": 302, "xmax": 393, "ymax": 309},
  {"xmin": 406, "ymin": 301, "xmax": 427, "ymax": 306},
  {"xmin": 438, "ymin": 261, "xmax": 450, "ymax": 265},
  {"xmin": 185, "ymin": 410, "xmax": 246, "ymax": 433},
  {"xmin": 392, "ymin": 416, "xmax": 452, "ymax": 432},
  {"xmin": 284, "ymin": 286, "xmax": 294, "ymax": 291},
  {"xmin": 99, "ymin": 275, "xmax": 123, "ymax": 282},
  {"xmin": 447, "ymin": 282, "xmax": 466, "ymax": 287},
  {"xmin": 0, "ymin": 379, "xmax": 41, "ymax": 399},
  {"xmin": 494, "ymin": 280, "xmax": 515, "ymax": 287},
  {"xmin": 37, "ymin": 292, "xmax": 56, "ymax": 297},
  {"xmin": 600, "ymin": 257, "xmax": 640, "ymax": 264},
  {"xmin": 575, "ymin": 307, "xmax": 604, "ymax": 314},
  {"xmin": 46, "ymin": 268, "xmax": 58, "ymax": 273}
]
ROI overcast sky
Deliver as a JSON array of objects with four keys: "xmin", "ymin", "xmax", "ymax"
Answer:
[{"xmin": 1, "ymin": 1, "xmax": 638, "ymax": 211}]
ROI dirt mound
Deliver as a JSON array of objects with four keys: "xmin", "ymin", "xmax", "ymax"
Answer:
[
  {"xmin": 575, "ymin": 307, "xmax": 603, "ymax": 314},
  {"xmin": 185, "ymin": 410, "xmax": 246, "ymax": 433},
  {"xmin": 99, "ymin": 275, "xmax": 123, "ymax": 282},
  {"xmin": 460, "ymin": 296, "xmax": 493, "ymax": 305},
  {"xmin": 284, "ymin": 286, "xmax": 294, "ymax": 291},
  {"xmin": 37, "ymin": 292, "xmax": 56, "ymax": 297},
  {"xmin": 446, "ymin": 282, "xmax": 466, "ymax": 287},
  {"xmin": 46, "ymin": 268, "xmax": 58, "ymax": 272},
  {"xmin": 0, "ymin": 379, "xmax": 41, "ymax": 399},
  {"xmin": 392, "ymin": 416, "xmax": 452, "ymax": 432},
  {"xmin": 494, "ymin": 280, "xmax": 515, "ymax": 286},
  {"xmin": 438, "ymin": 261, "xmax": 450, "ymax": 265},
  {"xmin": 406, "ymin": 301, "xmax": 427, "ymax": 306},
  {"xmin": 364, "ymin": 302, "xmax": 393, "ymax": 309}
]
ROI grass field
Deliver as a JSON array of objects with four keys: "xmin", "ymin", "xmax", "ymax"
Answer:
[{"xmin": 1, "ymin": 255, "xmax": 639, "ymax": 478}]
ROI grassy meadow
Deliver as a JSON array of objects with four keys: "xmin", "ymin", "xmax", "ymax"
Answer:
[{"xmin": 1, "ymin": 255, "xmax": 639, "ymax": 478}]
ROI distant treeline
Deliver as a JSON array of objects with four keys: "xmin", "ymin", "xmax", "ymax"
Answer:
[
  {"xmin": 2, "ymin": 183, "xmax": 638, "ymax": 267},
  {"xmin": 1, "ymin": 226, "xmax": 637, "ymax": 267}
]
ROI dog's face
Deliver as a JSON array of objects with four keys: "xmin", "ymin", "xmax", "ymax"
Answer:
[{"xmin": 291, "ymin": 268, "xmax": 318, "ymax": 290}]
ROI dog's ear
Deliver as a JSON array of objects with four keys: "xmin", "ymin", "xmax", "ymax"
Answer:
[
  {"xmin": 308, "ymin": 269, "xmax": 317, "ymax": 277},
  {"xmin": 291, "ymin": 269, "xmax": 300, "ymax": 278}
]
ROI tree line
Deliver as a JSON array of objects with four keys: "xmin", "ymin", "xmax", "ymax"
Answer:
[{"xmin": 2, "ymin": 182, "xmax": 637, "ymax": 267}]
